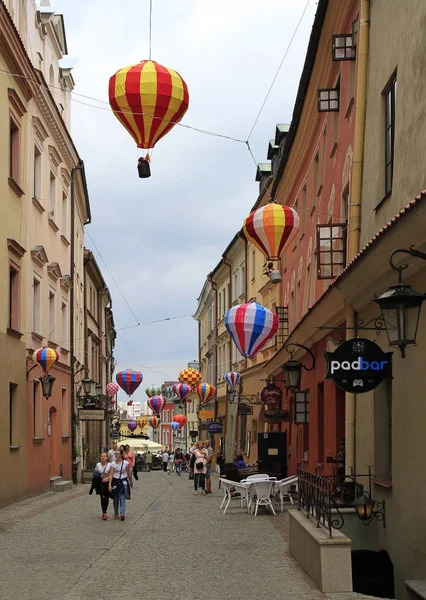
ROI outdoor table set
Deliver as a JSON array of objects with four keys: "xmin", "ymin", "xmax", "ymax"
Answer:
[{"xmin": 219, "ymin": 475, "xmax": 298, "ymax": 516}]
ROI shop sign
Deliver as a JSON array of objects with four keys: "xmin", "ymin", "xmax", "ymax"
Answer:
[
  {"xmin": 260, "ymin": 384, "xmax": 282, "ymax": 409},
  {"xmin": 78, "ymin": 408, "xmax": 106, "ymax": 421},
  {"xmin": 189, "ymin": 429, "xmax": 198, "ymax": 437},
  {"xmin": 238, "ymin": 404, "xmax": 253, "ymax": 415},
  {"xmin": 209, "ymin": 422, "xmax": 222, "ymax": 434},
  {"xmin": 199, "ymin": 409, "xmax": 214, "ymax": 420},
  {"xmin": 324, "ymin": 338, "xmax": 392, "ymax": 393},
  {"xmin": 110, "ymin": 431, "xmax": 120, "ymax": 439}
]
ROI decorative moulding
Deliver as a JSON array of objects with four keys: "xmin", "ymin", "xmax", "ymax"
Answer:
[
  {"xmin": 48, "ymin": 144, "xmax": 62, "ymax": 168},
  {"xmin": 32, "ymin": 197, "xmax": 45, "ymax": 213},
  {"xmin": 31, "ymin": 245, "xmax": 49, "ymax": 267},
  {"xmin": 47, "ymin": 262, "xmax": 62, "ymax": 281},
  {"xmin": 48, "ymin": 217, "xmax": 59, "ymax": 232},
  {"xmin": 7, "ymin": 238, "xmax": 26, "ymax": 259},
  {"xmin": 61, "ymin": 167, "xmax": 71, "ymax": 187},
  {"xmin": 60, "ymin": 275, "xmax": 71, "ymax": 291},
  {"xmin": 8, "ymin": 88, "xmax": 26, "ymax": 117},
  {"xmin": 32, "ymin": 116, "xmax": 49, "ymax": 142}
]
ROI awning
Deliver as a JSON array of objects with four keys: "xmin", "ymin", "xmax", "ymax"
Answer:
[{"xmin": 125, "ymin": 438, "xmax": 163, "ymax": 451}]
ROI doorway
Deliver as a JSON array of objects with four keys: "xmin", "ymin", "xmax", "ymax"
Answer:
[
  {"xmin": 257, "ymin": 432, "xmax": 287, "ymax": 478},
  {"xmin": 48, "ymin": 407, "xmax": 58, "ymax": 476}
]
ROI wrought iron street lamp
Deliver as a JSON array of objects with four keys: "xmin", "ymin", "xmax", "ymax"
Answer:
[
  {"xmin": 351, "ymin": 492, "xmax": 386, "ymax": 527},
  {"xmin": 81, "ymin": 376, "xmax": 92, "ymax": 396},
  {"xmin": 281, "ymin": 343, "xmax": 316, "ymax": 391},
  {"xmin": 374, "ymin": 246, "xmax": 426, "ymax": 358},
  {"xmin": 40, "ymin": 374, "xmax": 55, "ymax": 399},
  {"xmin": 95, "ymin": 383, "xmax": 102, "ymax": 398}
]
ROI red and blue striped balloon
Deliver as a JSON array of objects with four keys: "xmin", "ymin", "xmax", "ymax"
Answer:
[
  {"xmin": 225, "ymin": 302, "xmax": 278, "ymax": 358},
  {"xmin": 225, "ymin": 372, "xmax": 241, "ymax": 392},
  {"xmin": 172, "ymin": 382, "xmax": 192, "ymax": 401},
  {"xmin": 116, "ymin": 369, "xmax": 143, "ymax": 397},
  {"xmin": 147, "ymin": 394, "xmax": 166, "ymax": 415}
]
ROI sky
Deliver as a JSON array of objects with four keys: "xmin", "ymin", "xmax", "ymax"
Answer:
[{"xmin": 51, "ymin": 0, "xmax": 317, "ymax": 403}]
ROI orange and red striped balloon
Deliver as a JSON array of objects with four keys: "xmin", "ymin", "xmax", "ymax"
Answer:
[
  {"xmin": 243, "ymin": 203, "xmax": 299, "ymax": 260},
  {"xmin": 108, "ymin": 60, "xmax": 189, "ymax": 150}
]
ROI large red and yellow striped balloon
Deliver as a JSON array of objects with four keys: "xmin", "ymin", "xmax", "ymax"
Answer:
[
  {"xmin": 108, "ymin": 60, "xmax": 189, "ymax": 150},
  {"xmin": 243, "ymin": 204, "xmax": 300, "ymax": 260}
]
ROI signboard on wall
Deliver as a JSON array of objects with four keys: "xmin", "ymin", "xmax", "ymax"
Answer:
[
  {"xmin": 78, "ymin": 408, "xmax": 106, "ymax": 421},
  {"xmin": 260, "ymin": 384, "xmax": 282, "ymax": 409},
  {"xmin": 199, "ymin": 409, "xmax": 214, "ymax": 420},
  {"xmin": 208, "ymin": 422, "xmax": 222, "ymax": 434},
  {"xmin": 324, "ymin": 338, "xmax": 392, "ymax": 393}
]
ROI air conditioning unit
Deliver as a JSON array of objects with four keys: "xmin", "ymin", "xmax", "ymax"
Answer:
[{"xmin": 269, "ymin": 270, "xmax": 282, "ymax": 284}]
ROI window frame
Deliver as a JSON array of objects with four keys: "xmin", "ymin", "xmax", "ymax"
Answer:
[
  {"xmin": 8, "ymin": 261, "xmax": 21, "ymax": 333},
  {"xmin": 316, "ymin": 223, "xmax": 347, "ymax": 280},
  {"xmin": 294, "ymin": 390, "xmax": 310, "ymax": 425},
  {"xmin": 383, "ymin": 72, "xmax": 397, "ymax": 196}
]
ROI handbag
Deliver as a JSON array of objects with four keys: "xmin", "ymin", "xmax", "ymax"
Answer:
[{"xmin": 195, "ymin": 461, "xmax": 204, "ymax": 471}]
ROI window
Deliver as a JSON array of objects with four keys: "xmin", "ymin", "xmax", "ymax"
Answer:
[
  {"xmin": 48, "ymin": 290, "xmax": 56, "ymax": 341},
  {"xmin": 62, "ymin": 192, "xmax": 68, "ymax": 238},
  {"xmin": 33, "ymin": 143, "xmax": 42, "ymax": 199},
  {"xmin": 251, "ymin": 250, "xmax": 256, "ymax": 280},
  {"xmin": 62, "ymin": 388, "xmax": 69, "ymax": 437},
  {"xmin": 61, "ymin": 302, "xmax": 67, "ymax": 348},
  {"xmin": 10, "ymin": 383, "xmax": 17, "ymax": 447},
  {"xmin": 294, "ymin": 390, "xmax": 310, "ymax": 424},
  {"xmin": 275, "ymin": 306, "xmax": 289, "ymax": 350},
  {"xmin": 318, "ymin": 88, "xmax": 340, "ymax": 112},
  {"xmin": 33, "ymin": 277, "xmax": 41, "ymax": 333},
  {"xmin": 332, "ymin": 34, "xmax": 355, "ymax": 61},
  {"xmin": 233, "ymin": 272, "xmax": 238, "ymax": 301},
  {"xmin": 316, "ymin": 224, "xmax": 347, "ymax": 279},
  {"xmin": 384, "ymin": 73, "xmax": 397, "ymax": 196},
  {"xmin": 240, "ymin": 265, "xmax": 245, "ymax": 297},
  {"xmin": 9, "ymin": 264, "xmax": 20, "ymax": 331},
  {"xmin": 9, "ymin": 116, "xmax": 20, "ymax": 182},
  {"xmin": 49, "ymin": 171, "xmax": 56, "ymax": 219},
  {"xmin": 33, "ymin": 381, "xmax": 42, "ymax": 438}
]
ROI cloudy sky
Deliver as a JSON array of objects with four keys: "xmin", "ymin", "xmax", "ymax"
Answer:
[{"xmin": 52, "ymin": 0, "xmax": 317, "ymax": 401}]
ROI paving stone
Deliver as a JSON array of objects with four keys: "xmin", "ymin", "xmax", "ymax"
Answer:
[{"xmin": 0, "ymin": 472, "xmax": 379, "ymax": 600}]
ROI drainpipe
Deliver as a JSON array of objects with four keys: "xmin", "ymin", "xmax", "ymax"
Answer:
[
  {"xmin": 345, "ymin": 0, "xmax": 370, "ymax": 476},
  {"xmin": 207, "ymin": 273, "xmax": 218, "ymax": 415},
  {"xmin": 222, "ymin": 255, "xmax": 233, "ymax": 456}
]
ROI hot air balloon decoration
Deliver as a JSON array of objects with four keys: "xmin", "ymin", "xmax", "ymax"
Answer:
[
  {"xmin": 127, "ymin": 401, "xmax": 133, "ymax": 406},
  {"xmin": 196, "ymin": 383, "xmax": 216, "ymax": 404},
  {"xmin": 116, "ymin": 370, "xmax": 143, "ymax": 396},
  {"xmin": 173, "ymin": 414, "xmax": 187, "ymax": 428},
  {"xmin": 225, "ymin": 372, "xmax": 241, "ymax": 392},
  {"xmin": 170, "ymin": 421, "xmax": 180, "ymax": 433},
  {"xmin": 33, "ymin": 347, "xmax": 59, "ymax": 373},
  {"xmin": 178, "ymin": 367, "xmax": 202, "ymax": 389},
  {"xmin": 149, "ymin": 416, "xmax": 160, "ymax": 429},
  {"xmin": 172, "ymin": 383, "xmax": 192, "ymax": 403},
  {"xmin": 225, "ymin": 302, "xmax": 279, "ymax": 358},
  {"xmin": 106, "ymin": 382, "xmax": 119, "ymax": 398},
  {"xmin": 128, "ymin": 420, "xmax": 137, "ymax": 433},
  {"xmin": 108, "ymin": 60, "xmax": 189, "ymax": 179},
  {"xmin": 137, "ymin": 417, "xmax": 147, "ymax": 430},
  {"xmin": 243, "ymin": 203, "xmax": 299, "ymax": 261},
  {"xmin": 145, "ymin": 385, "xmax": 161, "ymax": 398},
  {"xmin": 147, "ymin": 395, "xmax": 166, "ymax": 415}
]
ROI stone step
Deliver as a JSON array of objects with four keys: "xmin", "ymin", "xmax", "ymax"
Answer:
[
  {"xmin": 52, "ymin": 480, "xmax": 73, "ymax": 492},
  {"xmin": 50, "ymin": 476, "xmax": 63, "ymax": 490}
]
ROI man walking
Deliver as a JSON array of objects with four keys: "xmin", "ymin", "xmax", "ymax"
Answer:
[
  {"xmin": 162, "ymin": 450, "xmax": 169, "ymax": 472},
  {"xmin": 204, "ymin": 439, "xmax": 214, "ymax": 494},
  {"xmin": 174, "ymin": 448, "xmax": 184, "ymax": 476},
  {"xmin": 145, "ymin": 451, "xmax": 152, "ymax": 472},
  {"xmin": 108, "ymin": 441, "xmax": 117, "ymax": 463}
]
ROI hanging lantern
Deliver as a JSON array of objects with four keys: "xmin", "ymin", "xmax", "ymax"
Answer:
[
  {"xmin": 147, "ymin": 395, "xmax": 166, "ymax": 415},
  {"xmin": 145, "ymin": 385, "xmax": 161, "ymax": 398},
  {"xmin": 116, "ymin": 369, "xmax": 143, "ymax": 396},
  {"xmin": 106, "ymin": 382, "xmax": 119, "ymax": 398},
  {"xmin": 225, "ymin": 302, "xmax": 279, "ymax": 358},
  {"xmin": 33, "ymin": 347, "xmax": 59, "ymax": 373},
  {"xmin": 178, "ymin": 367, "xmax": 202, "ymax": 388},
  {"xmin": 173, "ymin": 414, "xmax": 187, "ymax": 428},
  {"xmin": 196, "ymin": 383, "xmax": 216, "ymax": 404},
  {"xmin": 225, "ymin": 372, "xmax": 241, "ymax": 392}
]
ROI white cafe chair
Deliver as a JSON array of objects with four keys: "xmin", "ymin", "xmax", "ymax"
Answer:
[
  {"xmin": 251, "ymin": 480, "xmax": 276, "ymax": 516},
  {"xmin": 274, "ymin": 476, "xmax": 298, "ymax": 512}
]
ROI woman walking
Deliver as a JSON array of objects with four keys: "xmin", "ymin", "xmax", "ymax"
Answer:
[
  {"xmin": 109, "ymin": 448, "xmax": 133, "ymax": 520},
  {"xmin": 124, "ymin": 444, "xmax": 138, "ymax": 481},
  {"xmin": 91, "ymin": 452, "xmax": 111, "ymax": 520},
  {"xmin": 193, "ymin": 441, "xmax": 208, "ymax": 496}
]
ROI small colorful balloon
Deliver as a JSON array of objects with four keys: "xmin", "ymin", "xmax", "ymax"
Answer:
[
  {"xmin": 170, "ymin": 421, "xmax": 180, "ymax": 431},
  {"xmin": 147, "ymin": 395, "xmax": 166, "ymax": 415},
  {"xmin": 128, "ymin": 420, "xmax": 137, "ymax": 432},
  {"xmin": 173, "ymin": 414, "xmax": 187, "ymax": 427},
  {"xmin": 225, "ymin": 372, "xmax": 241, "ymax": 392},
  {"xmin": 33, "ymin": 347, "xmax": 59, "ymax": 373},
  {"xmin": 106, "ymin": 382, "xmax": 119, "ymax": 397},
  {"xmin": 178, "ymin": 367, "xmax": 202, "ymax": 389},
  {"xmin": 149, "ymin": 416, "xmax": 160, "ymax": 429},
  {"xmin": 116, "ymin": 369, "xmax": 143, "ymax": 396},
  {"xmin": 172, "ymin": 382, "xmax": 192, "ymax": 402},
  {"xmin": 137, "ymin": 417, "xmax": 147, "ymax": 430},
  {"xmin": 243, "ymin": 203, "xmax": 299, "ymax": 260},
  {"xmin": 225, "ymin": 302, "xmax": 278, "ymax": 358},
  {"xmin": 145, "ymin": 385, "xmax": 161, "ymax": 398}
]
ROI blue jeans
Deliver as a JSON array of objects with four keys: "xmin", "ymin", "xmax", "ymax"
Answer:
[
  {"xmin": 113, "ymin": 480, "xmax": 127, "ymax": 515},
  {"xmin": 176, "ymin": 460, "xmax": 182, "ymax": 475}
]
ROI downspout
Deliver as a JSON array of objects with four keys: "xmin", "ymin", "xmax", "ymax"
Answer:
[
  {"xmin": 345, "ymin": 0, "xmax": 369, "ymax": 475},
  {"xmin": 207, "ymin": 273, "xmax": 218, "ymax": 439},
  {"xmin": 222, "ymin": 255, "xmax": 233, "ymax": 456}
]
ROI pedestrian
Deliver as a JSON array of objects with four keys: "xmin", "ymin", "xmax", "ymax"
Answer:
[
  {"xmin": 235, "ymin": 454, "xmax": 246, "ymax": 469},
  {"xmin": 124, "ymin": 444, "xmax": 138, "ymax": 481},
  {"xmin": 89, "ymin": 451, "xmax": 111, "ymax": 520},
  {"xmin": 174, "ymin": 447, "xmax": 184, "ymax": 476},
  {"xmin": 193, "ymin": 441, "xmax": 208, "ymax": 496},
  {"xmin": 145, "ymin": 451, "xmax": 152, "ymax": 472},
  {"xmin": 108, "ymin": 448, "xmax": 133, "ymax": 521},
  {"xmin": 162, "ymin": 450, "xmax": 169, "ymax": 472},
  {"xmin": 204, "ymin": 440, "xmax": 214, "ymax": 494},
  {"xmin": 108, "ymin": 441, "xmax": 117, "ymax": 463},
  {"xmin": 167, "ymin": 451, "xmax": 175, "ymax": 474}
]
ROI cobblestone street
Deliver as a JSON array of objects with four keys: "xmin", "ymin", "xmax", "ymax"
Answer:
[{"xmin": 0, "ymin": 472, "xmax": 380, "ymax": 600}]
